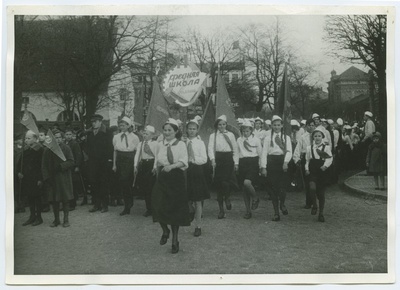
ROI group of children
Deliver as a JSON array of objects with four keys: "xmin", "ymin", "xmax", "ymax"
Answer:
[{"xmin": 15, "ymin": 109, "xmax": 386, "ymax": 254}]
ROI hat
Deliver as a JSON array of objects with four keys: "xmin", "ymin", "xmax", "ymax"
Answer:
[
  {"xmin": 145, "ymin": 125, "xmax": 155, "ymax": 134},
  {"xmin": 194, "ymin": 115, "xmax": 202, "ymax": 122},
  {"xmin": 290, "ymin": 120, "xmax": 300, "ymax": 127},
  {"xmin": 237, "ymin": 118, "xmax": 244, "ymax": 125},
  {"xmin": 343, "ymin": 125, "xmax": 352, "ymax": 130},
  {"xmin": 352, "ymin": 123, "xmax": 358, "ymax": 129},
  {"xmin": 336, "ymin": 118, "xmax": 344, "ymax": 126},
  {"xmin": 90, "ymin": 114, "xmax": 103, "ymax": 121},
  {"xmin": 187, "ymin": 119, "xmax": 199, "ymax": 126},
  {"xmin": 272, "ymin": 115, "xmax": 282, "ymax": 122},
  {"xmin": 119, "ymin": 116, "xmax": 132, "ymax": 127},
  {"xmin": 240, "ymin": 119, "xmax": 253, "ymax": 128},
  {"xmin": 312, "ymin": 113, "xmax": 320, "ymax": 119},
  {"xmin": 321, "ymin": 118, "xmax": 327, "ymax": 123},
  {"xmin": 372, "ymin": 132, "xmax": 381, "ymax": 138},
  {"xmin": 300, "ymin": 120, "xmax": 306, "ymax": 125},
  {"xmin": 165, "ymin": 118, "xmax": 179, "ymax": 127},
  {"xmin": 364, "ymin": 111, "xmax": 373, "ymax": 118},
  {"xmin": 254, "ymin": 117, "xmax": 263, "ymax": 123},
  {"xmin": 265, "ymin": 120, "xmax": 271, "ymax": 125},
  {"xmin": 327, "ymin": 119, "xmax": 334, "ymax": 125},
  {"xmin": 217, "ymin": 115, "xmax": 227, "ymax": 122},
  {"xmin": 176, "ymin": 119, "xmax": 183, "ymax": 126}
]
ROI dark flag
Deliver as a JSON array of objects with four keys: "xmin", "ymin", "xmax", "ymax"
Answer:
[
  {"xmin": 198, "ymin": 96, "xmax": 216, "ymax": 148},
  {"xmin": 134, "ymin": 85, "xmax": 144, "ymax": 126},
  {"xmin": 20, "ymin": 111, "xmax": 39, "ymax": 135},
  {"xmin": 43, "ymin": 129, "xmax": 66, "ymax": 161},
  {"xmin": 216, "ymin": 70, "xmax": 240, "ymax": 138},
  {"xmin": 276, "ymin": 64, "xmax": 292, "ymax": 137},
  {"xmin": 145, "ymin": 79, "xmax": 170, "ymax": 136}
]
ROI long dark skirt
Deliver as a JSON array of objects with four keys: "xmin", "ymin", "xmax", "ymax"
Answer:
[
  {"xmin": 266, "ymin": 155, "xmax": 287, "ymax": 196},
  {"xmin": 152, "ymin": 168, "xmax": 190, "ymax": 226},
  {"xmin": 309, "ymin": 159, "xmax": 328, "ymax": 186},
  {"xmin": 213, "ymin": 152, "xmax": 238, "ymax": 190},
  {"xmin": 238, "ymin": 156, "xmax": 259, "ymax": 185},
  {"xmin": 187, "ymin": 163, "xmax": 210, "ymax": 202}
]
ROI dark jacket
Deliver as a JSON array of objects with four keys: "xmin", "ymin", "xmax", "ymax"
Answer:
[{"xmin": 66, "ymin": 139, "xmax": 83, "ymax": 168}]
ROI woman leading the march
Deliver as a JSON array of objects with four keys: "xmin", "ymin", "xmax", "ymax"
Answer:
[
  {"xmin": 208, "ymin": 115, "xmax": 239, "ymax": 219},
  {"xmin": 151, "ymin": 118, "xmax": 190, "ymax": 254}
]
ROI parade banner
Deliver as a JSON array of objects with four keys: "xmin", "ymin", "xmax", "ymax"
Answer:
[
  {"xmin": 43, "ymin": 129, "xmax": 66, "ymax": 161},
  {"xmin": 162, "ymin": 62, "xmax": 207, "ymax": 107},
  {"xmin": 198, "ymin": 96, "xmax": 216, "ymax": 148},
  {"xmin": 216, "ymin": 70, "xmax": 240, "ymax": 138},
  {"xmin": 20, "ymin": 111, "xmax": 39, "ymax": 135},
  {"xmin": 145, "ymin": 79, "xmax": 170, "ymax": 135},
  {"xmin": 276, "ymin": 64, "xmax": 292, "ymax": 137}
]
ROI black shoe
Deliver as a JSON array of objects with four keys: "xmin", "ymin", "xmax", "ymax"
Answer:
[
  {"xmin": 225, "ymin": 197, "xmax": 232, "ymax": 210},
  {"xmin": 119, "ymin": 209, "xmax": 130, "ymax": 216},
  {"xmin": 160, "ymin": 230, "xmax": 170, "ymax": 245},
  {"xmin": 272, "ymin": 214, "xmax": 280, "ymax": 221},
  {"xmin": 143, "ymin": 210, "xmax": 152, "ymax": 217},
  {"xmin": 80, "ymin": 198, "xmax": 88, "ymax": 206},
  {"xmin": 243, "ymin": 212, "xmax": 252, "ymax": 219},
  {"xmin": 32, "ymin": 217, "xmax": 43, "ymax": 226},
  {"xmin": 217, "ymin": 211, "xmax": 226, "ymax": 219},
  {"xmin": 89, "ymin": 206, "xmax": 100, "ymax": 213},
  {"xmin": 194, "ymin": 227, "xmax": 201, "ymax": 237},
  {"xmin": 171, "ymin": 242, "xmax": 180, "ymax": 254},
  {"xmin": 42, "ymin": 206, "xmax": 50, "ymax": 213},
  {"xmin": 22, "ymin": 216, "xmax": 36, "ymax": 226},
  {"xmin": 101, "ymin": 207, "xmax": 109, "ymax": 213},
  {"xmin": 50, "ymin": 220, "xmax": 60, "ymax": 227},
  {"xmin": 251, "ymin": 198, "xmax": 260, "ymax": 210},
  {"xmin": 63, "ymin": 221, "xmax": 70, "ymax": 227},
  {"xmin": 280, "ymin": 205, "xmax": 288, "ymax": 215},
  {"xmin": 318, "ymin": 214, "xmax": 325, "ymax": 222},
  {"xmin": 311, "ymin": 207, "xmax": 318, "ymax": 215}
]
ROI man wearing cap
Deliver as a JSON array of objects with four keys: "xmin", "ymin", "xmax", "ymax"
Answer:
[
  {"xmin": 133, "ymin": 125, "xmax": 157, "ymax": 217},
  {"xmin": 113, "ymin": 116, "xmax": 140, "ymax": 215},
  {"xmin": 87, "ymin": 114, "xmax": 113, "ymax": 213},
  {"xmin": 253, "ymin": 117, "xmax": 267, "ymax": 143}
]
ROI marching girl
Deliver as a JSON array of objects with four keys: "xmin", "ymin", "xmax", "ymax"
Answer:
[
  {"xmin": 237, "ymin": 120, "xmax": 262, "ymax": 219},
  {"xmin": 208, "ymin": 115, "xmax": 239, "ymax": 219},
  {"xmin": 305, "ymin": 128, "xmax": 333, "ymax": 222},
  {"xmin": 152, "ymin": 118, "xmax": 190, "ymax": 254},
  {"xmin": 186, "ymin": 119, "xmax": 210, "ymax": 236},
  {"xmin": 260, "ymin": 115, "xmax": 292, "ymax": 221}
]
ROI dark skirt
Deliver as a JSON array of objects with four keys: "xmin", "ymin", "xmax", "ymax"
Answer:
[
  {"xmin": 152, "ymin": 168, "xmax": 190, "ymax": 226},
  {"xmin": 238, "ymin": 156, "xmax": 259, "ymax": 185},
  {"xmin": 135, "ymin": 159, "xmax": 156, "ymax": 195},
  {"xmin": 187, "ymin": 163, "xmax": 210, "ymax": 202},
  {"xmin": 116, "ymin": 151, "xmax": 135, "ymax": 183},
  {"xmin": 213, "ymin": 152, "xmax": 238, "ymax": 190},
  {"xmin": 266, "ymin": 155, "xmax": 287, "ymax": 190},
  {"xmin": 309, "ymin": 159, "xmax": 328, "ymax": 185}
]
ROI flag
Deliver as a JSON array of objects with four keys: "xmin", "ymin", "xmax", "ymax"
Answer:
[
  {"xmin": 133, "ymin": 85, "xmax": 144, "ymax": 126},
  {"xmin": 216, "ymin": 70, "xmax": 240, "ymax": 138},
  {"xmin": 276, "ymin": 64, "xmax": 292, "ymax": 137},
  {"xmin": 145, "ymin": 79, "xmax": 170, "ymax": 136},
  {"xmin": 198, "ymin": 96, "xmax": 216, "ymax": 148},
  {"xmin": 43, "ymin": 129, "xmax": 66, "ymax": 161},
  {"xmin": 20, "ymin": 111, "xmax": 39, "ymax": 135}
]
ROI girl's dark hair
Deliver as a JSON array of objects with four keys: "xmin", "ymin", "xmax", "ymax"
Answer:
[
  {"xmin": 240, "ymin": 125, "xmax": 253, "ymax": 134},
  {"xmin": 214, "ymin": 119, "xmax": 227, "ymax": 130},
  {"xmin": 312, "ymin": 129, "xmax": 325, "ymax": 139},
  {"xmin": 163, "ymin": 122, "xmax": 179, "ymax": 132},
  {"xmin": 306, "ymin": 119, "xmax": 315, "ymax": 126}
]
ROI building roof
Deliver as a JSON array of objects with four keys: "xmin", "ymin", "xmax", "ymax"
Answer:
[{"xmin": 337, "ymin": 66, "xmax": 369, "ymax": 81}]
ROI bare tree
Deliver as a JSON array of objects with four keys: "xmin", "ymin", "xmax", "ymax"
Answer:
[{"xmin": 324, "ymin": 15, "xmax": 386, "ymax": 126}]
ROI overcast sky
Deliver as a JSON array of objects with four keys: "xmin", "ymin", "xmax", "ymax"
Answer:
[{"xmin": 172, "ymin": 15, "xmax": 368, "ymax": 91}]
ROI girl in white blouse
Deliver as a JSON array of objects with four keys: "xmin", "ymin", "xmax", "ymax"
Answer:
[
  {"xmin": 151, "ymin": 118, "xmax": 190, "ymax": 254},
  {"xmin": 260, "ymin": 115, "xmax": 292, "ymax": 221},
  {"xmin": 305, "ymin": 128, "xmax": 333, "ymax": 222},
  {"xmin": 208, "ymin": 115, "xmax": 239, "ymax": 219},
  {"xmin": 186, "ymin": 119, "xmax": 210, "ymax": 237},
  {"xmin": 237, "ymin": 120, "xmax": 262, "ymax": 219}
]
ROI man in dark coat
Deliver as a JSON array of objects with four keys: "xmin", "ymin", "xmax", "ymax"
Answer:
[
  {"xmin": 42, "ymin": 130, "xmax": 75, "ymax": 227},
  {"xmin": 65, "ymin": 128, "xmax": 83, "ymax": 210},
  {"xmin": 16, "ymin": 130, "xmax": 44, "ymax": 226},
  {"xmin": 86, "ymin": 114, "xmax": 112, "ymax": 213}
]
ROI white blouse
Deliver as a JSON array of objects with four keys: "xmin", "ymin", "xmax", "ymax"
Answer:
[
  {"xmin": 260, "ymin": 130, "xmax": 293, "ymax": 169},
  {"xmin": 237, "ymin": 135, "xmax": 262, "ymax": 160},
  {"xmin": 186, "ymin": 136, "xmax": 207, "ymax": 166},
  {"xmin": 133, "ymin": 140, "xmax": 158, "ymax": 167},
  {"xmin": 208, "ymin": 130, "xmax": 239, "ymax": 165},
  {"xmin": 154, "ymin": 138, "xmax": 188, "ymax": 170},
  {"xmin": 305, "ymin": 143, "xmax": 333, "ymax": 171},
  {"xmin": 113, "ymin": 132, "xmax": 140, "ymax": 152}
]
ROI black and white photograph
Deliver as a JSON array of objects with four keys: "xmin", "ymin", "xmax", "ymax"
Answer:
[{"xmin": 4, "ymin": 2, "xmax": 397, "ymax": 286}]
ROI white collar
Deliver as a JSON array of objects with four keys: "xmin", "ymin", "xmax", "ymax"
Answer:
[{"xmin": 164, "ymin": 138, "xmax": 177, "ymax": 146}]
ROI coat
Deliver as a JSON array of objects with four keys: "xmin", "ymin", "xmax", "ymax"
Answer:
[
  {"xmin": 66, "ymin": 139, "xmax": 83, "ymax": 168},
  {"xmin": 42, "ymin": 143, "xmax": 75, "ymax": 202},
  {"xmin": 16, "ymin": 143, "xmax": 44, "ymax": 197}
]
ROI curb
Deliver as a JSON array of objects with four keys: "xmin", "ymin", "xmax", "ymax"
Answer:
[{"xmin": 343, "ymin": 177, "xmax": 387, "ymax": 201}]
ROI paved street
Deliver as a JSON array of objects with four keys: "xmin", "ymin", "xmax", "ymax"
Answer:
[{"xmin": 14, "ymin": 172, "xmax": 387, "ymax": 275}]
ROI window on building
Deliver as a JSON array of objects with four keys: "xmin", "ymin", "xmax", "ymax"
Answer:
[
  {"xmin": 57, "ymin": 111, "xmax": 80, "ymax": 122},
  {"xmin": 232, "ymin": 73, "xmax": 239, "ymax": 82}
]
